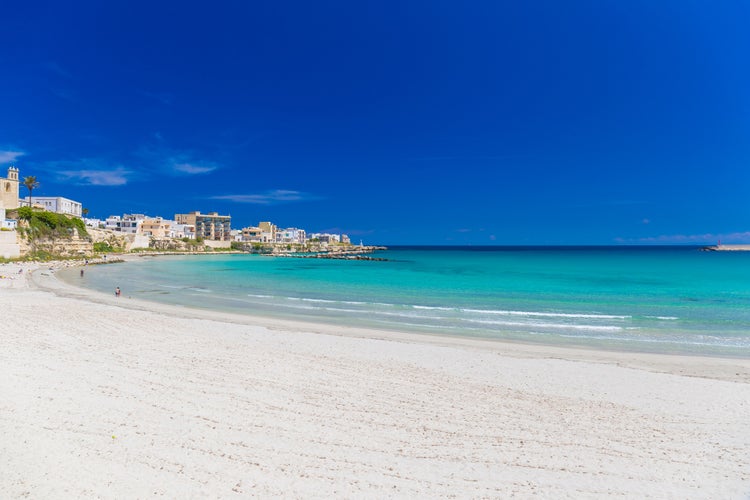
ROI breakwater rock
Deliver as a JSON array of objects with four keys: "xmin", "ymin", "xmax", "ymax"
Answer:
[
  {"xmin": 284, "ymin": 253, "xmax": 389, "ymax": 261},
  {"xmin": 265, "ymin": 245, "xmax": 388, "ymax": 260}
]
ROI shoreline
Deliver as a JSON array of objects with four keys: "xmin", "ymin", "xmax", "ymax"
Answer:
[
  {"xmin": 47, "ymin": 259, "xmax": 750, "ymax": 381},
  {"xmin": 59, "ymin": 252, "xmax": 750, "ymax": 364},
  {"xmin": 2, "ymin": 259, "xmax": 750, "ymax": 496},
  {"xmin": 35, "ymin": 253, "xmax": 750, "ymax": 378}
]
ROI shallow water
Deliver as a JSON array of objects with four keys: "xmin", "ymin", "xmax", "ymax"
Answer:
[{"xmin": 59, "ymin": 246, "xmax": 750, "ymax": 357}]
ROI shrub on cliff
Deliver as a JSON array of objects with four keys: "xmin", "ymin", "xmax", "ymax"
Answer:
[
  {"xmin": 17, "ymin": 208, "xmax": 89, "ymax": 240},
  {"xmin": 93, "ymin": 241, "xmax": 115, "ymax": 252}
]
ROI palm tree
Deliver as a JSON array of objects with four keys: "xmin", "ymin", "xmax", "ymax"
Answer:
[
  {"xmin": 82, "ymin": 207, "xmax": 90, "ymax": 217},
  {"xmin": 23, "ymin": 176, "xmax": 40, "ymax": 207}
]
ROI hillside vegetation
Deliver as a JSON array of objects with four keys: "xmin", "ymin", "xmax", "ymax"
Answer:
[{"xmin": 16, "ymin": 207, "xmax": 89, "ymax": 240}]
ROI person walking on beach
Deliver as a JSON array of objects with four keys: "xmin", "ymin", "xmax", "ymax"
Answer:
[{"xmin": 115, "ymin": 286, "xmax": 121, "ymax": 297}]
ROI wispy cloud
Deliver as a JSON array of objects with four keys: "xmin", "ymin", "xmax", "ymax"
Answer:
[
  {"xmin": 211, "ymin": 190, "xmax": 322, "ymax": 205},
  {"xmin": 39, "ymin": 159, "xmax": 134, "ymax": 186},
  {"xmin": 616, "ymin": 231, "xmax": 750, "ymax": 244},
  {"xmin": 172, "ymin": 162, "xmax": 217, "ymax": 175},
  {"xmin": 27, "ymin": 138, "xmax": 219, "ymax": 187},
  {"xmin": 57, "ymin": 166, "xmax": 134, "ymax": 186},
  {"xmin": 0, "ymin": 149, "xmax": 25, "ymax": 164},
  {"xmin": 136, "ymin": 145, "xmax": 219, "ymax": 176}
]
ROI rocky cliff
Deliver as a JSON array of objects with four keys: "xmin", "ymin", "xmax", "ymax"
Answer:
[{"xmin": 17, "ymin": 230, "xmax": 93, "ymax": 258}]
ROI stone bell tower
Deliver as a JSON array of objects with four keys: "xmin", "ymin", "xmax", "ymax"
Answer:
[{"xmin": 1, "ymin": 166, "xmax": 20, "ymax": 210}]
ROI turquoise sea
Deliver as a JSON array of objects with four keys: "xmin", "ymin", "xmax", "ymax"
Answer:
[{"xmin": 60, "ymin": 246, "xmax": 750, "ymax": 357}]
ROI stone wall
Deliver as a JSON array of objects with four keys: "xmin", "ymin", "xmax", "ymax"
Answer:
[
  {"xmin": 0, "ymin": 230, "xmax": 21, "ymax": 259},
  {"xmin": 204, "ymin": 240, "xmax": 231, "ymax": 249},
  {"xmin": 128, "ymin": 234, "xmax": 151, "ymax": 251}
]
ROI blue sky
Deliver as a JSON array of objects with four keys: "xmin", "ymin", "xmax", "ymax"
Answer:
[{"xmin": 1, "ymin": 1, "xmax": 749, "ymax": 245}]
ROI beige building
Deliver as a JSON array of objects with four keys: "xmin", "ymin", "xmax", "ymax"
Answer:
[
  {"xmin": 258, "ymin": 221, "xmax": 277, "ymax": 243},
  {"xmin": 175, "ymin": 211, "xmax": 231, "ymax": 241},
  {"xmin": 241, "ymin": 226, "xmax": 263, "ymax": 242},
  {"xmin": 0, "ymin": 167, "xmax": 20, "ymax": 210},
  {"xmin": 138, "ymin": 218, "xmax": 172, "ymax": 238}
]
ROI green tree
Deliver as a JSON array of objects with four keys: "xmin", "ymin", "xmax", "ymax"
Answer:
[
  {"xmin": 23, "ymin": 176, "xmax": 40, "ymax": 206},
  {"xmin": 82, "ymin": 207, "xmax": 90, "ymax": 217}
]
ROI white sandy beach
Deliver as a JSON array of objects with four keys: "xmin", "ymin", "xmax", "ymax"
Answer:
[{"xmin": 1, "ymin": 260, "xmax": 749, "ymax": 498}]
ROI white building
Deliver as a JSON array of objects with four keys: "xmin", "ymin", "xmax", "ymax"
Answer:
[
  {"xmin": 104, "ymin": 214, "xmax": 149, "ymax": 233},
  {"xmin": 25, "ymin": 196, "xmax": 83, "ymax": 217},
  {"xmin": 276, "ymin": 228, "xmax": 307, "ymax": 244},
  {"xmin": 84, "ymin": 218, "xmax": 104, "ymax": 228},
  {"xmin": 104, "ymin": 215, "xmax": 122, "ymax": 231},
  {"xmin": 104, "ymin": 214, "xmax": 193, "ymax": 238},
  {"xmin": 309, "ymin": 232, "xmax": 341, "ymax": 244},
  {"xmin": 168, "ymin": 222, "xmax": 194, "ymax": 239},
  {"xmin": 120, "ymin": 214, "xmax": 146, "ymax": 234}
]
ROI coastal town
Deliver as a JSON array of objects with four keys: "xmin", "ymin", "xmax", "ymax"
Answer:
[{"xmin": 0, "ymin": 166, "xmax": 379, "ymax": 259}]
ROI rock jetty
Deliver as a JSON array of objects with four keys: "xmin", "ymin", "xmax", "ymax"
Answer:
[
  {"xmin": 701, "ymin": 245, "xmax": 750, "ymax": 252},
  {"xmin": 273, "ymin": 246, "xmax": 388, "ymax": 260}
]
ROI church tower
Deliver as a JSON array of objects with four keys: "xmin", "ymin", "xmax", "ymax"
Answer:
[{"xmin": 1, "ymin": 166, "xmax": 20, "ymax": 209}]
